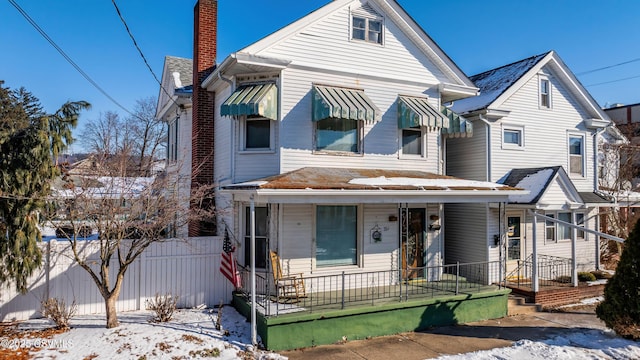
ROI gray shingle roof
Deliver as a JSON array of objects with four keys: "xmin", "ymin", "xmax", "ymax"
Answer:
[
  {"xmin": 165, "ymin": 56, "xmax": 193, "ymax": 90},
  {"xmin": 451, "ymin": 52, "xmax": 550, "ymax": 114}
]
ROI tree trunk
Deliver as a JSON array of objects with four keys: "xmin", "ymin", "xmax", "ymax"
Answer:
[{"xmin": 105, "ymin": 295, "xmax": 119, "ymax": 328}]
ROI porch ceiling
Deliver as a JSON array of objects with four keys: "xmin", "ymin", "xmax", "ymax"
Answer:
[{"xmin": 221, "ymin": 167, "xmax": 527, "ymax": 204}]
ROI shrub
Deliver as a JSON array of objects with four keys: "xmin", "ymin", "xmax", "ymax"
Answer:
[
  {"xmin": 591, "ymin": 270, "xmax": 613, "ymax": 280},
  {"xmin": 40, "ymin": 298, "xmax": 77, "ymax": 329},
  {"xmin": 554, "ymin": 275, "xmax": 571, "ymax": 283},
  {"xmin": 145, "ymin": 293, "xmax": 178, "ymax": 322},
  {"xmin": 578, "ymin": 272, "xmax": 596, "ymax": 282},
  {"xmin": 596, "ymin": 219, "xmax": 640, "ymax": 339}
]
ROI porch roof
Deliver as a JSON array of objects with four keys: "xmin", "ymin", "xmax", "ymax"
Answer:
[{"xmin": 221, "ymin": 167, "xmax": 527, "ymax": 204}]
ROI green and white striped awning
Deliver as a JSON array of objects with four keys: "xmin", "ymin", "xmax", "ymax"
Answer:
[
  {"xmin": 441, "ymin": 106, "xmax": 473, "ymax": 138},
  {"xmin": 312, "ymin": 84, "xmax": 380, "ymax": 123},
  {"xmin": 397, "ymin": 96, "xmax": 448, "ymax": 129},
  {"xmin": 220, "ymin": 83, "xmax": 278, "ymax": 120}
]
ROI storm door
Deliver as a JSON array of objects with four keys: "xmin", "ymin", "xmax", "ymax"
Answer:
[{"xmin": 401, "ymin": 208, "xmax": 426, "ymax": 280}]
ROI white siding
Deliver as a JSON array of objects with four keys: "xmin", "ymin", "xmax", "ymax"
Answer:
[
  {"xmin": 488, "ymin": 66, "xmax": 595, "ymax": 192},
  {"xmin": 443, "ymin": 203, "xmax": 488, "ymax": 264},
  {"xmin": 280, "ymin": 67, "xmax": 442, "ymax": 173},
  {"xmin": 255, "ymin": 1, "xmax": 447, "ymax": 86},
  {"xmin": 446, "ymin": 122, "xmax": 488, "ymax": 180}
]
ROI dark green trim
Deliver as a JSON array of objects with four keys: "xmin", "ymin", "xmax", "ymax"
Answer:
[{"xmin": 233, "ymin": 289, "xmax": 510, "ymax": 351}]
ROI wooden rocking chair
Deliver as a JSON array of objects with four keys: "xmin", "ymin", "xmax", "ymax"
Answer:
[{"xmin": 269, "ymin": 250, "xmax": 306, "ymax": 301}]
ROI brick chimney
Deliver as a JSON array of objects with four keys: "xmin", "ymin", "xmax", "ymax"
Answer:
[{"xmin": 190, "ymin": 0, "xmax": 217, "ymax": 236}]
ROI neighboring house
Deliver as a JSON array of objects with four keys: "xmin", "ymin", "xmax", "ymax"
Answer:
[
  {"xmin": 173, "ymin": 0, "xmax": 529, "ymax": 350},
  {"xmin": 156, "ymin": 56, "xmax": 193, "ymax": 238},
  {"xmin": 604, "ymin": 102, "xmax": 640, "ymax": 145},
  {"xmin": 447, "ymin": 51, "xmax": 616, "ymax": 279}
]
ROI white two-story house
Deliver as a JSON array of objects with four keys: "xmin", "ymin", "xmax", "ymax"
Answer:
[
  {"xmin": 447, "ymin": 51, "xmax": 615, "ymax": 282},
  {"xmin": 158, "ymin": 0, "xmax": 532, "ymax": 350}
]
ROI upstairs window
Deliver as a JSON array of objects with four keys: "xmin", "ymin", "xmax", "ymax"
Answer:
[
  {"xmin": 401, "ymin": 127, "xmax": 423, "ymax": 156},
  {"xmin": 352, "ymin": 16, "xmax": 382, "ymax": 44},
  {"xmin": 569, "ymin": 135, "xmax": 584, "ymax": 176},
  {"xmin": 242, "ymin": 117, "xmax": 272, "ymax": 151},
  {"xmin": 315, "ymin": 117, "xmax": 361, "ymax": 153},
  {"xmin": 540, "ymin": 77, "xmax": 551, "ymax": 109},
  {"xmin": 502, "ymin": 125, "xmax": 525, "ymax": 150}
]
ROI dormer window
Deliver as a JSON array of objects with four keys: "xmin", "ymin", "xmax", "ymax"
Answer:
[{"xmin": 352, "ymin": 16, "xmax": 382, "ymax": 44}]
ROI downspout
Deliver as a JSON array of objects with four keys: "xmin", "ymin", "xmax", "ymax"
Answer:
[{"xmin": 218, "ymin": 72, "xmax": 235, "ymax": 182}]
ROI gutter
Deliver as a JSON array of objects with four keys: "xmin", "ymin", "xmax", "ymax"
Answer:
[{"xmin": 478, "ymin": 114, "xmax": 492, "ymax": 181}]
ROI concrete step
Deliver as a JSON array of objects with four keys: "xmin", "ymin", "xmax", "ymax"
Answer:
[{"xmin": 508, "ymin": 295, "xmax": 542, "ymax": 316}]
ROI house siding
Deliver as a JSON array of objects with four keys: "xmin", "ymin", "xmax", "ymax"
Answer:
[
  {"xmin": 280, "ymin": 67, "xmax": 442, "ymax": 173},
  {"xmin": 254, "ymin": 1, "xmax": 447, "ymax": 86},
  {"xmin": 523, "ymin": 208, "xmax": 597, "ymax": 270},
  {"xmin": 446, "ymin": 121, "xmax": 488, "ymax": 181},
  {"xmin": 488, "ymin": 66, "xmax": 595, "ymax": 192},
  {"xmin": 443, "ymin": 203, "xmax": 488, "ymax": 264}
]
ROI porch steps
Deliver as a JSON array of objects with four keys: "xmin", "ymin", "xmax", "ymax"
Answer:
[{"xmin": 508, "ymin": 294, "xmax": 542, "ymax": 316}]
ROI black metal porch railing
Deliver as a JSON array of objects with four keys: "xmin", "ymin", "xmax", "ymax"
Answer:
[
  {"xmin": 506, "ymin": 254, "xmax": 573, "ymax": 289},
  {"xmin": 237, "ymin": 260, "xmax": 502, "ymax": 316}
]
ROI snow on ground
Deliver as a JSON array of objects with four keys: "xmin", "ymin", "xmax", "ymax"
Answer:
[
  {"xmin": 436, "ymin": 330, "xmax": 640, "ymax": 360},
  {"xmin": 3, "ymin": 296, "xmax": 640, "ymax": 359},
  {"xmin": 20, "ymin": 306, "xmax": 285, "ymax": 360}
]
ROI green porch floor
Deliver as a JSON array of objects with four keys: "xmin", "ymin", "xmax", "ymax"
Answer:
[{"xmin": 233, "ymin": 287, "xmax": 511, "ymax": 351}]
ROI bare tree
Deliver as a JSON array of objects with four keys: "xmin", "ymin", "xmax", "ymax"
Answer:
[
  {"xmin": 127, "ymin": 97, "xmax": 166, "ymax": 175},
  {"xmin": 44, "ymin": 156, "xmax": 215, "ymax": 328}
]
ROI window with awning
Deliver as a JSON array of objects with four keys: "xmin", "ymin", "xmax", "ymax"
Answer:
[
  {"xmin": 397, "ymin": 95, "xmax": 447, "ymax": 129},
  {"xmin": 312, "ymin": 84, "xmax": 380, "ymax": 123},
  {"xmin": 220, "ymin": 83, "xmax": 277, "ymax": 120}
]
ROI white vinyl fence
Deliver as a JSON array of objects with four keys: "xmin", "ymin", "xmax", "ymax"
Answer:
[{"xmin": 0, "ymin": 236, "xmax": 233, "ymax": 322}]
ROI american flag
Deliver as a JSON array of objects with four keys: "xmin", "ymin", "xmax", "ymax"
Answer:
[{"xmin": 220, "ymin": 228, "xmax": 241, "ymax": 288}]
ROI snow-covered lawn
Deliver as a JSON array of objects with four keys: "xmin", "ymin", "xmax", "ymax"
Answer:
[
  {"xmin": 437, "ymin": 330, "xmax": 640, "ymax": 359},
  {"xmin": 1, "ymin": 297, "xmax": 639, "ymax": 359},
  {"xmin": 2, "ymin": 306, "xmax": 284, "ymax": 360}
]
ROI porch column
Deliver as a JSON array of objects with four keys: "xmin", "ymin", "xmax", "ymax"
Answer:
[
  {"xmin": 250, "ymin": 196, "xmax": 257, "ymax": 346},
  {"xmin": 595, "ymin": 213, "xmax": 601, "ymax": 270},
  {"xmin": 532, "ymin": 211, "xmax": 539, "ymax": 292},
  {"xmin": 572, "ymin": 212, "xmax": 578, "ymax": 287}
]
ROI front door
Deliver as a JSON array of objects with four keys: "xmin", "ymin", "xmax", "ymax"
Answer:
[
  {"xmin": 506, "ymin": 214, "xmax": 523, "ymax": 272},
  {"xmin": 401, "ymin": 208, "xmax": 426, "ymax": 280}
]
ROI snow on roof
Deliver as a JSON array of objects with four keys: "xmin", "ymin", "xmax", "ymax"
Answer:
[
  {"xmin": 53, "ymin": 177, "xmax": 155, "ymax": 199},
  {"xmin": 348, "ymin": 176, "xmax": 508, "ymax": 190},
  {"xmin": 503, "ymin": 168, "xmax": 555, "ymax": 203},
  {"xmin": 452, "ymin": 52, "xmax": 549, "ymax": 114}
]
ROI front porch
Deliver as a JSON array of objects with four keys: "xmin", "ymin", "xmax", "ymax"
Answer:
[{"xmin": 233, "ymin": 261, "xmax": 510, "ymax": 350}]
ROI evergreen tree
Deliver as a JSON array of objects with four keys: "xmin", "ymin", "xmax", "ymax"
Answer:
[
  {"xmin": 0, "ymin": 81, "xmax": 89, "ymax": 292},
  {"xmin": 596, "ymin": 218, "xmax": 640, "ymax": 339}
]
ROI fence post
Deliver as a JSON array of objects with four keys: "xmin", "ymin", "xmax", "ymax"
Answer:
[
  {"xmin": 455, "ymin": 262, "xmax": 459, "ymax": 295},
  {"xmin": 45, "ymin": 241, "xmax": 51, "ymax": 302},
  {"xmin": 341, "ymin": 272, "xmax": 345, "ymax": 309}
]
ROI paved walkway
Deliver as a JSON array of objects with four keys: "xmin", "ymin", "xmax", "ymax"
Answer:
[{"xmin": 279, "ymin": 312, "xmax": 607, "ymax": 360}]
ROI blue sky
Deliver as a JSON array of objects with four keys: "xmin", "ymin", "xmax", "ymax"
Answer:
[{"xmin": 3, "ymin": 1, "xmax": 640, "ymax": 152}]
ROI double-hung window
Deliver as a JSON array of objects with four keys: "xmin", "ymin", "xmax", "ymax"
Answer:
[
  {"xmin": 244, "ymin": 206, "xmax": 268, "ymax": 269},
  {"xmin": 569, "ymin": 135, "xmax": 584, "ymax": 176},
  {"xmin": 167, "ymin": 118, "xmax": 179, "ymax": 162},
  {"xmin": 546, "ymin": 211, "xmax": 586, "ymax": 243},
  {"xmin": 316, "ymin": 205, "xmax": 358, "ymax": 267},
  {"xmin": 540, "ymin": 77, "xmax": 551, "ymax": 109}
]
